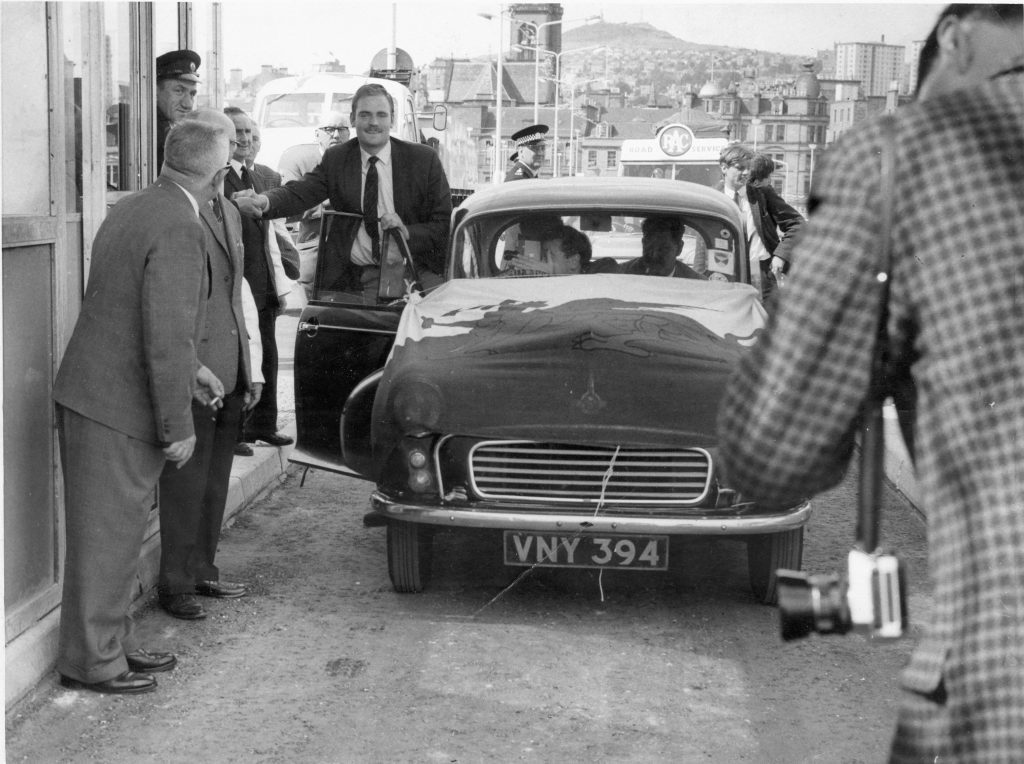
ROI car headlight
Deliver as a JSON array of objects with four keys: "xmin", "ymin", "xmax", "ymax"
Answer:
[{"xmin": 391, "ymin": 378, "xmax": 444, "ymax": 435}]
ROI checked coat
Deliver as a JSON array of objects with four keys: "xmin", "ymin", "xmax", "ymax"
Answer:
[{"xmin": 718, "ymin": 66, "xmax": 1024, "ymax": 762}]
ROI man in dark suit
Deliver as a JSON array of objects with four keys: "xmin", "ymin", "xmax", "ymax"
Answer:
[
  {"xmin": 53, "ymin": 112, "xmax": 233, "ymax": 694},
  {"xmin": 247, "ymin": 123, "xmax": 301, "ymax": 282},
  {"xmin": 223, "ymin": 107, "xmax": 293, "ymax": 449},
  {"xmin": 155, "ymin": 49, "xmax": 200, "ymax": 169},
  {"xmin": 232, "ymin": 83, "xmax": 452, "ymax": 302},
  {"xmin": 156, "ymin": 110, "xmax": 262, "ymax": 621}
]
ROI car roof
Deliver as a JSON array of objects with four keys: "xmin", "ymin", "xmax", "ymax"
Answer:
[{"xmin": 457, "ymin": 177, "xmax": 741, "ymax": 226}]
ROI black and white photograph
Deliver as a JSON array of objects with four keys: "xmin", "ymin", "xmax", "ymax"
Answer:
[{"xmin": 4, "ymin": 1, "xmax": 1023, "ymax": 761}]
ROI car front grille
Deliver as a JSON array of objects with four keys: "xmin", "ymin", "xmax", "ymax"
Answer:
[{"xmin": 468, "ymin": 441, "xmax": 711, "ymax": 506}]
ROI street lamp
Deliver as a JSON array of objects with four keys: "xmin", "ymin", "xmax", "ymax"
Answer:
[
  {"xmin": 477, "ymin": 8, "xmax": 508, "ymax": 184},
  {"xmin": 542, "ymin": 46, "xmax": 604, "ymax": 177},
  {"xmin": 750, "ymin": 117, "xmax": 762, "ymax": 151},
  {"xmin": 808, "ymin": 143, "xmax": 818, "ymax": 193},
  {"xmin": 513, "ymin": 15, "xmax": 601, "ymax": 125}
]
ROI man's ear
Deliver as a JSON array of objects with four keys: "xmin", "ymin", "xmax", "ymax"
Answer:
[{"xmin": 937, "ymin": 15, "xmax": 975, "ymax": 75}]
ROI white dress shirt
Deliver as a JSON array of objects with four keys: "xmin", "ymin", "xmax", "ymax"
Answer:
[{"xmin": 351, "ymin": 142, "xmax": 395, "ymax": 267}]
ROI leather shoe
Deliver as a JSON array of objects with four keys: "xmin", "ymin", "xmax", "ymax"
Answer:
[
  {"xmin": 243, "ymin": 430, "xmax": 294, "ymax": 447},
  {"xmin": 234, "ymin": 441, "xmax": 254, "ymax": 457},
  {"xmin": 60, "ymin": 671, "xmax": 156, "ymax": 695},
  {"xmin": 196, "ymin": 579, "xmax": 247, "ymax": 599},
  {"xmin": 160, "ymin": 593, "xmax": 207, "ymax": 620},
  {"xmin": 125, "ymin": 648, "xmax": 177, "ymax": 673}
]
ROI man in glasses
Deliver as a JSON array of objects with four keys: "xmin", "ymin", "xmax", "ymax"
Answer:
[
  {"xmin": 279, "ymin": 110, "xmax": 351, "ymax": 184},
  {"xmin": 719, "ymin": 4, "xmax": 1023, "ymax": 760},
  {"xmin": 277, "ymin": 111, "xmax": 353, "ymax": 249}
]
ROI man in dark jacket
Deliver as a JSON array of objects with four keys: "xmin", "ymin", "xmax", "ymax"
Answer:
[
  {"xmin": 718, "ymin": 144, "xmax": 804, "ymax": 299},
  {"xmin": 232, "ymin": 83, "xmax": 452, "ymax": 303}
]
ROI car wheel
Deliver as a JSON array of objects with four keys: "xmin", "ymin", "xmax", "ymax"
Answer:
[
  {"xmin": 386, "ymin": 520, "xmax": 433, "ymax": 593},
  {"xmin": 747, "ymin": 527, "xmax": 804, "ymax": 606}
]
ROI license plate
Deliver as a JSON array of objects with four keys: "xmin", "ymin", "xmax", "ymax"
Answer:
[{"xmin": 503, "ymin": 531, "xmax": 669, "ymax": 571}]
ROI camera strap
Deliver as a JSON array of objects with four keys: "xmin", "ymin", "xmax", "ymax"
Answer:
[{"xmin": 856, "ymin": 115, "xmax": 897, "ymax": 554}]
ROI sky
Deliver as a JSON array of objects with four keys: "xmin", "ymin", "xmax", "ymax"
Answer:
[{"xmin": 220, "ymin": 1, "xmax": 946, "ymax": 77}]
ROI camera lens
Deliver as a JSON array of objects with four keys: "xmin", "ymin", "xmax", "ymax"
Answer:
[
  {"xmin": 777, "ymin": 570, "xmax": 852, "ymax": 641},
  {"xmin": 777, "ymin": 571, "xmax": 818, "ymax": 641}
]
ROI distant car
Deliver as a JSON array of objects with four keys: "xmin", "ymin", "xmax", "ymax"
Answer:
[{"xmin": 291, "ymin": 177, "xmax": 811, "ymax": 604}]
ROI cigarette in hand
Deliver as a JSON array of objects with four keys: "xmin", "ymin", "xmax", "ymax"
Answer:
[{"xmin": 208, "ymin": 396, "xmax": 222, "ymax": 408}]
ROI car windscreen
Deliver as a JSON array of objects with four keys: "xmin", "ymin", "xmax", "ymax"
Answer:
[{"xmin": 451, "ymin": 211, "xmax": 746, "ymax": 283}]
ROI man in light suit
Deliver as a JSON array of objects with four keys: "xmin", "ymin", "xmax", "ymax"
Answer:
[
  {"xmin": 223, "ymin": 107, "xmax": 293, "ymax": 449},
  {"xmin": 156, "ymin": 110, "xmax": 262, "ymax": 621},
  {"xmin": 232, "ymin": 83, "xmax": 452, "ymax": 301},
  {"xmin": 53, "ymin": 112, "xmax": 233, "ymax": 694}
]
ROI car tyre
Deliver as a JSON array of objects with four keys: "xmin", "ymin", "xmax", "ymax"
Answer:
[
  {"xmin": 747, "ymin": 527, "xmax": 804, "ymax": 606},
  {"xmin": 387, "ymin": 520, "xmax": 433, "ymax": 593}
]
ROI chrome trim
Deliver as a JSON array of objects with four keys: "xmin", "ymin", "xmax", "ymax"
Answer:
[
  {"xmin": 466, "ymin": 440, "xmax": 713, "ymax": 506},
  {"xmin": 370, "ymin": 495, "xmax": 812, "ymax": 535}
]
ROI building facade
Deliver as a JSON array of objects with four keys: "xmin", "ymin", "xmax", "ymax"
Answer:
[
  {"xmin": 2, "ymin": 0, "xmax": 223, "ymax": 709},
  {"xmin": 834, "ymin": 40, "xmax": 906, "ymax": 97}
]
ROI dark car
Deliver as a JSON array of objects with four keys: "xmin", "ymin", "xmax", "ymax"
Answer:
[{"xmin": 291, "ymin": 177, "xmax": 810, "ymax": 604}]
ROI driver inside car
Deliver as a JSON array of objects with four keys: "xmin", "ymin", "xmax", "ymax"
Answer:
[{"xmin": 623, "ymin": 216, "xmax": 706, "ymax": 279}]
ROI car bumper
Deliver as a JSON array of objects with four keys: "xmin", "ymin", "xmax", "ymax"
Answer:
[{"xmin": 369, "ymin": 493, "xmax": 811, "ymax": 535}]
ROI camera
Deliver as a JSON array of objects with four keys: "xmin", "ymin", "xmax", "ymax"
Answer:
[{"xmin": 777, "ymin": 548, "xmax": 907, "ymax": 642}]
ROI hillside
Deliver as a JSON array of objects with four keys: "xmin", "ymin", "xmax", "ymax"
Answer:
[{"xmin": 565, "ymin": 21, "xmax": 728, "ymax": 53}]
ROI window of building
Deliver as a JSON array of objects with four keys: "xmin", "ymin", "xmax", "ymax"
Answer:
[
  {"xmin": 588, "ymin": 149, "xmax": 598, "ymax": 165},
  {"xmin": 61, "ymin": 4, "xmax": 86, "ymax": 214},
  {"xmin": 103, "ymin": 4, "xmax": 142, "ymax": 195},
  {"xmin": 606, "ymin": 150, "xmax": 617, "ymax": 169}
]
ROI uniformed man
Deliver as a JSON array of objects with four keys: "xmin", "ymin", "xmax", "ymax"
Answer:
[
  {"xmin": 156, "ymin": 49, "xmax": 201, "ymax": 170},
  {"xmin": 504, "ymin": 124, "xmax": 549, "ymax": 181}
]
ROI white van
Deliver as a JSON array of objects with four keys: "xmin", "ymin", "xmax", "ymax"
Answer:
[{"xmin": 252, "ymin": 73, "xmax": 420, "ymax": 172}]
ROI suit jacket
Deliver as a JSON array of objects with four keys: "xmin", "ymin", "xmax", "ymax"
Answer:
[
  {"xmin": 745, "ymin": 184, "xmax": 804, "ymax": 264},
  {"xmin": 251, "ymin": 162, "xmax": 301, "ymax": 281},
  {"xmin": 54, "ymin": 178, "xmax": 207, "ymax": 445},
  {"xmin": 224, "ymin": 165, "xmax": 280, "ymax": 310},
  {"xmin": 719, "ymin": 69, "xmax": 1024, "ymax": 759},
  {"xmin": 263, "ymin": 137, "xmax": 452, "ymax": 275},
  {"xmin": 197, "ymin": 196, "xmax": 252, "ymax": 393}
]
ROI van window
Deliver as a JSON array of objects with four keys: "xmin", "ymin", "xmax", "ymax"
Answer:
[
  {"xmin": 262, "ymin": 93, "xmax": 327, "ymax": 128},
  {"xmin": 328, "ymin": 94, "xmax": 354, "ymax": 115}
]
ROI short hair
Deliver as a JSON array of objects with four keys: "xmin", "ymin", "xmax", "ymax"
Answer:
[
  {"xmin": 917, "ymin": 4, "xmax": 1024, "ymax": 94},
  {"xmin": 165, "ymin": 110, "xmax": 232, "ymax": 176},
  {"xmin": 550, "ymin": 225, "xmax": 592, "ymax": 268},
  {"xmin": 642, "ymin": 215, "xmax": 685, "ymax": 241},
  {"xmin": 719, "ymin": 144, "xmax": 753, "ymax": 168},
  {"xmin": 748, "ymin": 153, "xmax": 778, "ymax": 183},
  {"xmin": 351, "ymin": 83, "xmax": 394, "ymax": 119},
  {"xmin": 223, "ymin": 105, "xmax": 248, "ymax": 119}
]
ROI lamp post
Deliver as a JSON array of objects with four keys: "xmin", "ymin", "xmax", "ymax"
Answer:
[
  {"xmin": 750, "ymin": 117, "xmax": 761, "ymax": 151},
  {"xmin": 544, "ymin": 46, "xmax": 603, "ymax": 177},
  {"xmin": 514, "ymin": 15, "xmax": 601, "ymax": 125},
  {"xmin": 477, "ymin": 8, "xmax": 507, "ymax": 184},
  {"xmin": 808, "ymin": 143, "xmax": 817, "ymax": 193}
]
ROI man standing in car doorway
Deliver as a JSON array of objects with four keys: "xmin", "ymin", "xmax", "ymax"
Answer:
[{"xmin": 504, "ymin": 124, "xmax": 549, "ymax": 181}]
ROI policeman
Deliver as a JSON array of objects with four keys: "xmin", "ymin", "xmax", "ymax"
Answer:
[
  {"xmin": 504, "ymin": 124, "xmax": 549, "ymax": 181},
  {"xmin": 156, "ymin": 49, "xmax": 201, "ymax": 169}
]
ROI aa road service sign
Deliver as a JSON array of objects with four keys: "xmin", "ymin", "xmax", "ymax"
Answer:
[{"xmin": 657, "ymin": 124, "xmax": 695, "ymax": 157}]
